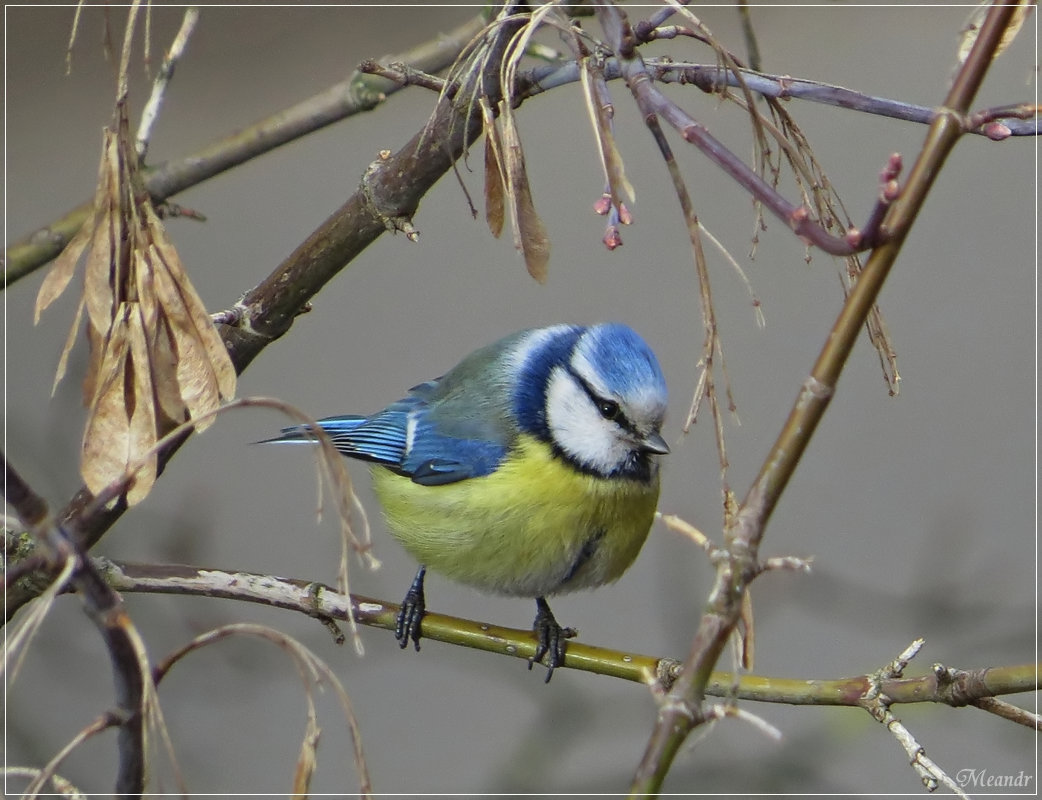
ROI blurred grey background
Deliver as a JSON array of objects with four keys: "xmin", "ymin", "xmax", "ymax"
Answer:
[{"xmin": 5, "ymin": 4, "xmax": 1036, "ymax": 796}]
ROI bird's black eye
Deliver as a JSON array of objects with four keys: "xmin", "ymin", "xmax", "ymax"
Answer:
[{"xmin": 597, "ymin": 399, "xmax": 620, "ymax": 420}]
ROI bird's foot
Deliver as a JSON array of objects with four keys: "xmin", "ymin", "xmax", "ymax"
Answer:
[
  {"xmin": 528, "ymin": 596, "xmax": 577, "ymax": 682},
  {"xmin": 395, "ymin": 566, "xmax": 427, "ymax": 651}
]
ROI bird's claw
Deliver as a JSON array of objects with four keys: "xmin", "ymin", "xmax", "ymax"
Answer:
[
  {"xmin": 528, "ymin": 597, "xmax": 576, "ymax": 682},
  {"xmin": 395, "ymin": 566, "xmax": 426, "ymax": 651}
]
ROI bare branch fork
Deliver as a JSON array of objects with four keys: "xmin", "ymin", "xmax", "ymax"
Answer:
[
  {"xmin": 599, "ymin": 4, "xmax": 890, "ymax": 255},
  {"xmin": 3, "ymin": 452, "xmax": 150, "ymax": 796}
]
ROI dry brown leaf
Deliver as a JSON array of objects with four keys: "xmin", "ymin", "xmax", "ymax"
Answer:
[
  {"xmin": 38, "ymin": 123, "xmax": 119, "ymax": 400},
  {"xmin": 291, "ymin": 708, "xmax": 321, "ymax": 799},
  {"xmin": 153, "ymin": 316, "xmax": 189, "ymax": 426},
  {"xmin": 484, "ymin": 131, "xmax": 506, "ymax": 239},
  {"xmin": 51, "ymin": 296, "xmax": 86, "ymax": 396},
  {"xmin": 151, "ymin": 261, "xmax": 222, "ymax": 429},
  {"xmin": 517, "ymin": 191, "xmax": 550, "ymax": 283},
  {"xmin": 34, "ymin": 215, "xmax": 92, "ymax": 324},
  {"xmin": 81, "ymin": 317, "xmax": 104, "ymax": 410},
  {"xmin": 82, "ymin": 135, "xmax": 121, "ymax": 395},
  {"xmin": 500, "ymin": 108, "xmax": 550, "ymax": 283},
  {"xmin": 152, "ymin": 249, "xmax": 235, "ymax": 410},
  {"xmin": 83, "ymin": 130, "xmax": 122, "ymax": 342},
  {"xmin": 481, "ymin": 100, "xmax": 506, "ymax": 239},
  {"xmin": 126, "ymin": 306, "xmax": 158, "ymax": 504},
  {"xmin": 132, "ymin": 243, "xmax": 184, "ymax": 426},
  {"xmin": 144, "ymin": 218, "xmax": 236, "ymax": 400},
  {"xmin": 42, "ymin": 7, "xmax": 238, "ymax": 509},
  {"xmin": 82, "ymin": 305, "xmax": 133, "ymax": 498},
  {"xmin": 133, "ymin": 234, "xmax": 158, "ymax": 332}
]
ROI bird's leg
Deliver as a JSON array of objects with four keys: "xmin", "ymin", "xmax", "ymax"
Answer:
[
  {"xmin": 396, "ymin": 565, "xmax": 427, "ymax": 651},
  {"xmin": 528, "ymin": 596, "xmax": 577, "ymax": 682}
]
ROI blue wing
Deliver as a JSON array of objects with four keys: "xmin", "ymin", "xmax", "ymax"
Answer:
[{"xmin": 262, "ymin": 391, "xmax": 510, "ymax": 486}]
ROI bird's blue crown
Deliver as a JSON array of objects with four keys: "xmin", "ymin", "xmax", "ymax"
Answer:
[{"xmin": 512, "ymin": 323, "xmax": 667, "ymax": 448}]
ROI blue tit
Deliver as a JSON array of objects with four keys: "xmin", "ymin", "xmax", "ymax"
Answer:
[{"xmin": 262, "ymin": 323, "xmax": 669, "ymax": 680}]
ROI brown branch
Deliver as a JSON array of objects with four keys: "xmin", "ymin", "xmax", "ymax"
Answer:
[{"xmin": 3, "ymin": 451, "xmax": 147, "ymax": 796}]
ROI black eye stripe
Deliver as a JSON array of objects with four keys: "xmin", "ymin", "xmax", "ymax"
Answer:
[{"xmin": 565, "ymin": 365, "xmax": 633, "ymax": 430}]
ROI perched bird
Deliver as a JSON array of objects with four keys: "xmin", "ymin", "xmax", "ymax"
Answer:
[{"xmin": 263, "ymin": 323, "xmax": 668, "ymax": 680}]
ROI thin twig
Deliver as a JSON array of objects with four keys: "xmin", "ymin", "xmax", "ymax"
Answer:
[
  {"xmin": 971, "ymin": 696, "xmax": 1042, "ymax": 730},
  {"xmin": 517, "ymin": 59, "xmax": 1040, "ymax": 136},
  {"xmin": 13, "ymin": 40, "xmax": 1035, "ymax": 285},
  {"xmin": 151, "ymin": 623, "xmax": 372, "ymax": 797},
  {"xmin": 136, "ymin": 7, "xmax": 200, "ymax": 161}
]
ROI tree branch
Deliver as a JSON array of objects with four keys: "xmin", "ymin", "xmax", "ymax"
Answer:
[
  {"xmin": 517, "ymin": 59, "xmax": 1039, "ymax": 137},
  {"xmin": 95, "ymin": 557, "xmax": 1041, "ymax": 709},
  {"xmin": 3, "ymin": 451, "xmax": 148, "ymax": 796}
]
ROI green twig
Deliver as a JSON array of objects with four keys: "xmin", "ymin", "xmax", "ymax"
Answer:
[{"xmin": 94, "ymin": 558, "xmax": 1041, "ymax": 708}]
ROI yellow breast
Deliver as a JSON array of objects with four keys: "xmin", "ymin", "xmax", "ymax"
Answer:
[{"xmin": 371, "ymin": 434, "xmax": 660, "ymax": 597}]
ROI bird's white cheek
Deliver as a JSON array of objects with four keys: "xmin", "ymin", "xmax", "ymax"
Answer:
[{"xmin": 545, "ymin": 369, "xmax": 625, "ymax": 474}]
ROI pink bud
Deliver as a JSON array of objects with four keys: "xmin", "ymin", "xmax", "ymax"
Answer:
[
  {"xmin": 983, "ymin": 121, "xmax": 1012, "ymax": 141},
  {"xmin": 885, "ymin": 153, "xmax": 903, "ymax": 179}
]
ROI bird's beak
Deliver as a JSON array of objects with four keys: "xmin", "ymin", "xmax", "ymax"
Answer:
[{"xmin": 641, "ymin": 431, "xmax": 670, "ymax": 455}]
